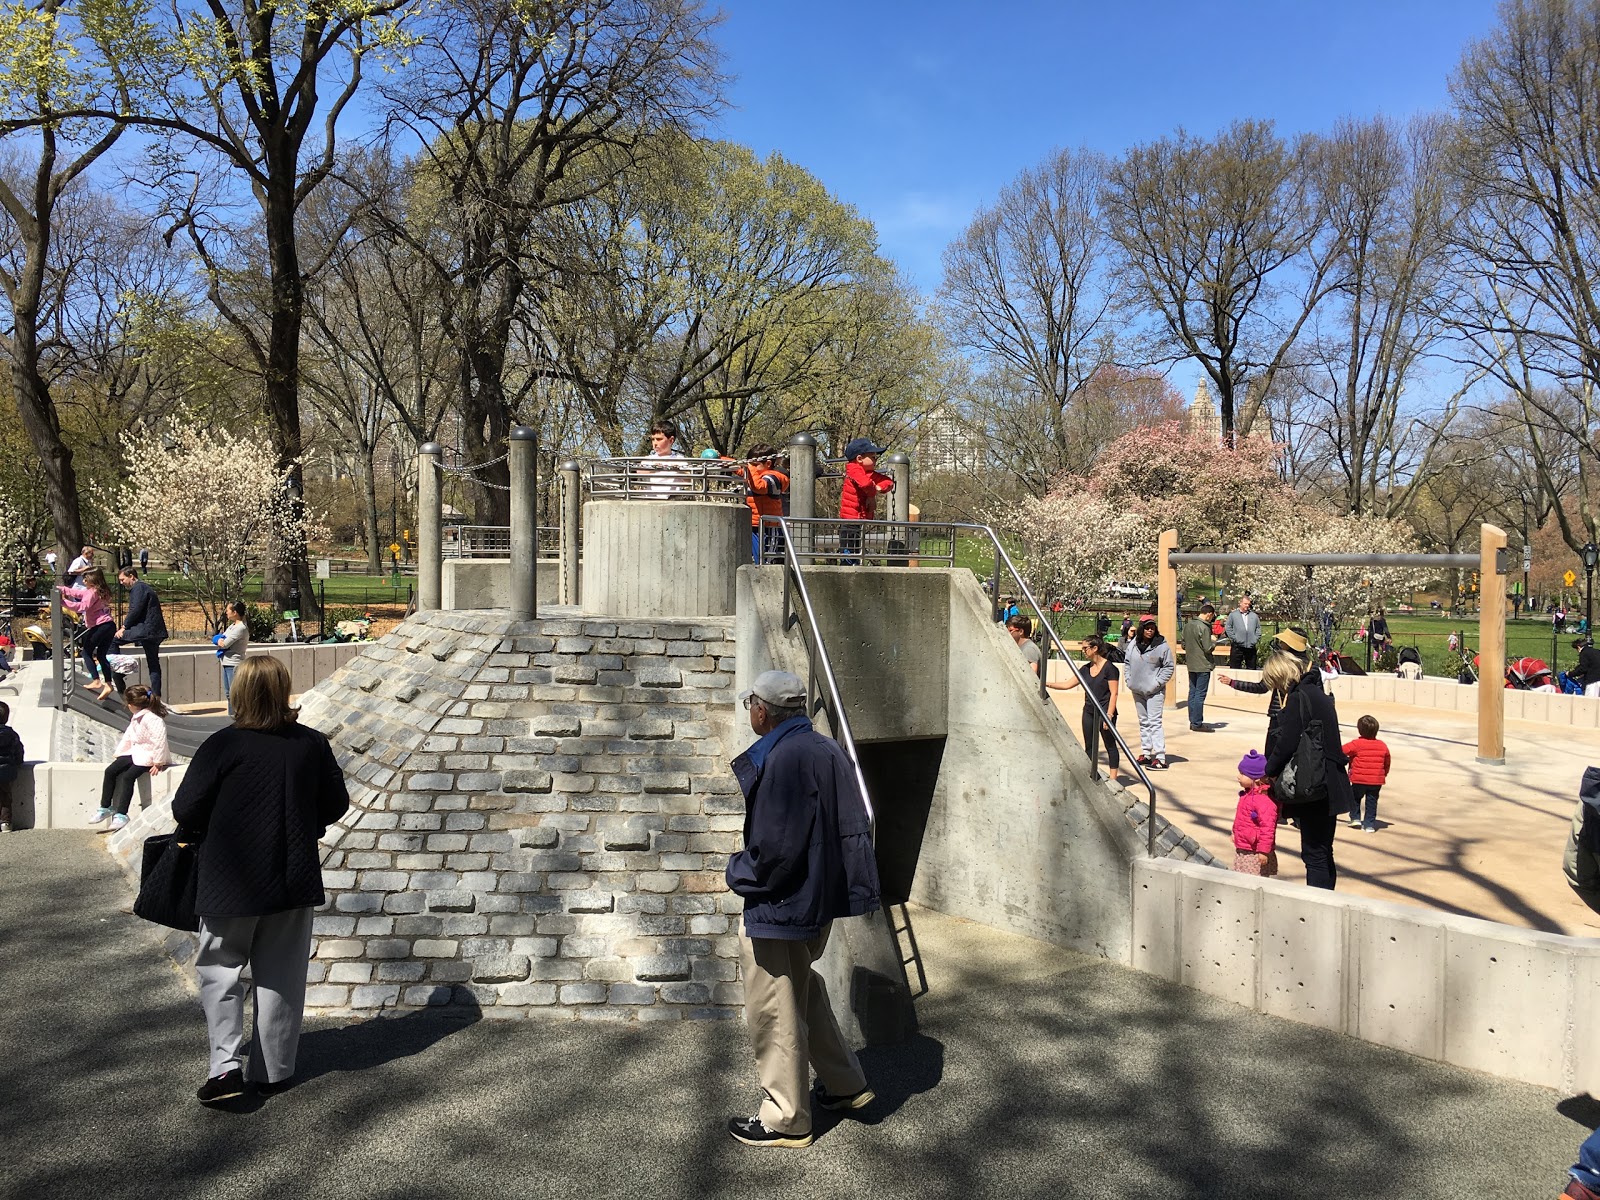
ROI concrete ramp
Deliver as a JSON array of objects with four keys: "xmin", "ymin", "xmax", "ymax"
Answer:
[{"xmin": 736, "ymin": 566, "xmax": 1213, "ymax": 965}]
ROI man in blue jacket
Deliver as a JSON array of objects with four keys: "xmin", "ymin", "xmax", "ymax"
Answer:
[{"xmin": 726, "ymin": 670, "xmax": 881, "ymax": 1148}]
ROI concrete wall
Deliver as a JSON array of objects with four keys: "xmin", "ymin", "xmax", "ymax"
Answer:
[
  {"xmin": 23, "ymin": 762, "xmax": 189, "ymax": 828},
  {"xmin": 737, "ymin": 567, "xmax": 948, "ymax": 743},
  {"xmin": 917, "ymin": 574, "xmax": 1145, "ymax": 959},
  {"xmin": 108, "ymin": 644, "xmax": 361, "ymax": 706},
  {"xmin": 581, "ymin": 501, "xmax": 748, "ymax": 619},
  {"xmin": 737, "ymin": 566, "xmax": 1193, "ymax": 963},
  {"xmin": 1133, "ymin": 856, "xmax": 1600, "ymax": 1093},
  {"xmin": 441, "ymin": 560, "xmax": 560, "ymax": 611}
]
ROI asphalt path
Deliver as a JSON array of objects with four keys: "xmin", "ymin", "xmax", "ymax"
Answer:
[{"xmin": 0, "ymin": 831, "xmax": 1587, "ymax": 1199}]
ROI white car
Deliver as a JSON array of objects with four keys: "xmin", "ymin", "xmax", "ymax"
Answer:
[{"xmin": 1105, "ymin": 581, "xmax": 1151, "ymax": 599}]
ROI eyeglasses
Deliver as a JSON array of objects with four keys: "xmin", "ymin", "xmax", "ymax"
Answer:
[{"xmin": 741, "ymin": 695, "xmax": 760, "ymax": 710}]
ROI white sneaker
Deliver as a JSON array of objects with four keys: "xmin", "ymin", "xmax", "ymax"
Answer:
[
  {"xmin": 87, "ymin": 809, "xmax": 112, "ymax": 826},
  {"xmin": 103, "ymin": 813, "xmax": 129, "ymax": 833},
  {"xmin": 1348, "ymin": 819, "xmax": 1362, "ymax": 828},
  {"xmin": 0, "ymin": 822, "xmax": 11, "ymax": 832}
]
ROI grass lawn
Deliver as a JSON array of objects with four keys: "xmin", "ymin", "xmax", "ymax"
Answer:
[{"xmin": 137, "ymin": 571, "xmax": 414, "ymax": 609}]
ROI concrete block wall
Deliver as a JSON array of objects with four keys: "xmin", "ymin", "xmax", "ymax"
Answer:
[
  {"xmin": 1133, "ymin": 856, "xmax": 1600, "ymax": 1092},
  {"xmin": 30, "ymin": 761, "xmax": 190, "ymax": 829},
  {"xmin": 737, "ymin": 566, "xmax": 1216, "ymax": 966},
  {"xmin": 441, "ymin": 560, "xmax": 560, "ymax": 611},
  {"xmin": 294, "ymin": 610, "xmax": 744, "ymax": 1021},
  {"xmin": 107, "ymin": 643, "xmax": 362, "ymax": 707}
]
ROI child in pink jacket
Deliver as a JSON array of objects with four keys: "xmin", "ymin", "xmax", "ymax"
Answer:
[
  {"xmin": 88, "ymin": 686, "xmax": 169, "ymax": 833},
  {"xmin": 59, "ymin": 567, "xmax": 118, "ymax": 701},
  {"xmin": 1232, "ymin": 749, "xmax": 1279, "ymax": 877}
]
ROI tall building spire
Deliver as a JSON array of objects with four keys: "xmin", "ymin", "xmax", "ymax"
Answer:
[{"xmin": 1188, "ymin": 378, "xmax": 1222, "ymax": 443}]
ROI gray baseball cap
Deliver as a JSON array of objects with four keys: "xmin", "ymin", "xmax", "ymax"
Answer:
[{"xmin": 739, "ymin": 669, "xmax": 806, "ymax": 709}]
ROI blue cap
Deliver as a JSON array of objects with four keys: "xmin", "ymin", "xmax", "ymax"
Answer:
[
  {"xmin": 699, "ymin": 448, "xmax": 721, "ymax": 459},
  {"xmin": 843, "ymin": 437, "xmax": 887, "ymax": 459}
]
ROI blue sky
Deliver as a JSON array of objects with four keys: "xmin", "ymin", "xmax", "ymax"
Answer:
[{"xmin": 712, "ymin": 0, "xmax": 1503, "ymax": 295}]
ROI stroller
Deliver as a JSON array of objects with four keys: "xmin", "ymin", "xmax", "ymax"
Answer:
[{"xmin": 1506, "ymin": 656, "xmax": 1556, "ymax": 691}]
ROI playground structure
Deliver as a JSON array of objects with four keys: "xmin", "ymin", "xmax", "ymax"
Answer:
[
  {"xmin": 40, "ymin": 432, "xmax": 1594, "ymax": 1097},
  {"xmin": 1158, "ymin": 524, "xmax": 1510, "ymax": 763}
]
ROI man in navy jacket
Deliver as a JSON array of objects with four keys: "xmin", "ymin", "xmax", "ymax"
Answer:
[{"xmin": 725, "ymin": 670, "xmax": 880, "ymax": 1148}]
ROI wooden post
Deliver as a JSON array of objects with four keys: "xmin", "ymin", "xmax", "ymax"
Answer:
[
  {"xmin": 1478, "ymin": 523, "xmax": 1507, "ymax": 764},
  {"xmin": 1159, "ymin": 529, "xmax": 1179, "ymax": 707}
]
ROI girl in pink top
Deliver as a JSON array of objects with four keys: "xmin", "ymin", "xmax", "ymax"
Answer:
[
  {"xmin": 59, "ymin": 566, "xmax": 118, "ymax": 701},
  {"xmin": 88, "ymin": 686, "xmax": 170, "ymax": 833},
  {"xmin": 1232, "ymin": 749, "xmax": 1279, "ymax": 877}
]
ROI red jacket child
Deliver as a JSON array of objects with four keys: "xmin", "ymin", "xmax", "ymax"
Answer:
[
  {"xmin": 1341, "ymin": 726, "xmax": 1391, "ymax": 787},
  {"xmin": 838, "ymin": 437, "xmax": 894, "ymax": 520}
]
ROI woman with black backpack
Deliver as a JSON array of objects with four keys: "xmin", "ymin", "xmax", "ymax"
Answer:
[{"xmin": 1262, "ymin": 649, "xmax": 1354, "ymax": 891}]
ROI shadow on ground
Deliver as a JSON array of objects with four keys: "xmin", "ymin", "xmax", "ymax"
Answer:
[{"xmin": 0, "ymin": 834, "xmax": 1583, "ymax": 1200}]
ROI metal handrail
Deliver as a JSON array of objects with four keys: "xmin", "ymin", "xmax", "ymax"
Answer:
[
  {"xmin": 585, "ymin": 456, "xmax": 747, "ymax": 502},
  {"xmin": 771, "ymin": 517, "xmax": 875, "ymax": 831},
  {"xmin": 940, "ymin": 522, "xmax": 1159, "ymax": 856},
  {"xmin": 756, "ymin": 515, "xmax": 956, "ymax": 566}
]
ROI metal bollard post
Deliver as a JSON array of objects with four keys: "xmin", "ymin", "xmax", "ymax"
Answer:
[
  {"xmin": 417, "ymin": 442, "xmax": 443, "ymax": 612},
  {"xmin": 884, "ymin": 452, "xmax": 910, "ymax": 567},
  {"xmin": 509, "ymin": 426, "xmax": 538, "ymax": 621},
  {"xmin": 559, "ymin": 460, "xmax": 581, "ymax": 607},
  {"xmin": 788, "ymin": 432, "xmax": 816, "ymax": 559}
]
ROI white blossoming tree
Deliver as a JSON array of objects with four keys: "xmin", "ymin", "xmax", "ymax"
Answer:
[
  {"xmin": 110, "ymin": 421, "xmax": 325, "ymax": 631},
  {"xmin": 999, "ymin": 493, "xmax": 1155, "ymax": 608},
  {"xmin": 1237, "ymin": 512, "xmax": 1431, "ymax": 624}
]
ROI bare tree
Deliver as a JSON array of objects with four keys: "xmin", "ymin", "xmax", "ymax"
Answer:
[
  {"xmin": 1103, "ymin": 119, "xmax": 1340, "ymax": 440},
  {"xmin": 1447, "ymin": 0, "xmax": 1600, "ymax": 553},
  {"xmin": 1298, "ymin": 115, "xmax": 1473, "ymax": 516},
  {"xmin": 381, "ymin": 0, "xmax": 723, "ymax": 519},
  {"xmin": 936, "ymin": 147, "xmax": 1118, "ymax": 482}
]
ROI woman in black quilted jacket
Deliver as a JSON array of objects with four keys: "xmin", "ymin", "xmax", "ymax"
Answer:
[{"xmin": 173, "ymin": 655, "xmax": 350, "ymax": 1104}]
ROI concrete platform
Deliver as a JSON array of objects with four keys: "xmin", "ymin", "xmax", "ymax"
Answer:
[
  {"xmin": 0, "ymin": 831, "xmax": 1585, "ymax": 1199},
  {"xmin": 1057, "ymin": 681, "xmax": 1600, "ymax": 934}
]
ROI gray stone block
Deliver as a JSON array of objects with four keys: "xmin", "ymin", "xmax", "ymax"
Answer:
[
  {"xmin": 366, "ymin": 938, "xmax": 411, "ymax": 959},
  {"xmin": 530, "ymin": 716, "xmax": 583, "ymax": 737},
  {"xmin": 427, "ymin": 890, "xmax": 475, "ymax": 912},
  {"xmin": 603, "ymin": 983, "xmax": 656, "ymax": 1006},
  {"xmin": 642, "ymin": 773, "xmax": 690, "ymax": 794},
  {"xmin": 402, "ymin": 985, "xmax": 455, "ymax": 1006},
  {"xmin": 503, "ymin": 770, "xmax": 553, "ymax": 793},
  {"xmin": 559, "ymin": 982, "xmax": 607, "ymax": 1005},
  {"xmin": 637, "ymin": 955, "xmax": 691, "ymax": 982},
  {"xmin": 472, "ymin": 955, "xmax": 531, "ymax": 983},
  {"xmin": 351, "ymin": 984, "xmax": 402, "ymax": 1008},
  {"xmin": 633, "ymin": 661, "xmax": 683, "ymax": 688}
]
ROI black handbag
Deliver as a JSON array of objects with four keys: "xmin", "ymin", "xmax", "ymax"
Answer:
[{"xmin": 133, "ymin": 833, "xmax": 200, "ymax": 932}]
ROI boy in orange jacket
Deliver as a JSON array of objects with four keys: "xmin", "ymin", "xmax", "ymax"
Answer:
[
  {"xmin": 837, "ymin": 437, "xmax": 893, "ymax": 565},
  {"xmin": 1342, "ymin": 714, "xmax": 1392, "ymax": 832}
]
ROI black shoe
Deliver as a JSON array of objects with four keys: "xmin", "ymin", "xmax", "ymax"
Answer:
[
  {"xmin": 196, "ymin": 1068, "xmax": 246, "ymax": 1105},
  {"xmin": 1150, "ymin": 756, "xmax": 1168, "ymax": 769},
  {"xmin": 1189, "ymin": 723, "xmax": 1211, "ymax": 732},
  {"xmin": 253, "ymin": 1075, "xmax": 295, "ymax": 1096},
  {"xmin": 727, "ymin": 1115, "xmax": 814, "ymax": 1147},
  {"xmin": 814, "ymin": 1083, "xmax": 875, "ymax": 1112}
]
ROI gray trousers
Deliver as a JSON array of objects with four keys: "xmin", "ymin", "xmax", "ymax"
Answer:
[
  {"xmin": 195, "ymin": 907, "xmax": 313, "ymax": 1082},
  {"xmin": 1134, "ymin": 692, "xmax": 1166, "ymax": 756}
]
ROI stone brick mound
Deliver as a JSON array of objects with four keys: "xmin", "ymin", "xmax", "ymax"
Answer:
[{"xmin": 295, "ymin": 609, "xmax": 744, "ymax": 1022}]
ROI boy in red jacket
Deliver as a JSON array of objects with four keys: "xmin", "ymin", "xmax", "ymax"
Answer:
[
  {"xmin": 1342, "ymin": 714, "xmax": 1392, "ymax": 832},
  {"xmin": 837, "ymin": 437, "xmax": 893, "ymax": 564}
]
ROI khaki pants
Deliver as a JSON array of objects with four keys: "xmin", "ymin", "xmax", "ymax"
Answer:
[
  {"xmin": 739, "ymin": 923, "xmax": 867, "ymax": 1135},
  {"xmin": 195, "ymin": 907, "xmax": 313, "ymax": 1082}
]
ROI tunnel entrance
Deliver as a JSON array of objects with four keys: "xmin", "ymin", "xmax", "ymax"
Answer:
[{"xmin": 857, "ymin": 737, "xmax": 945, "ymax": 904}]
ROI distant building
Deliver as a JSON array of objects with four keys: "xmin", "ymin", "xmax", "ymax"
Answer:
[
  {"xmin": 917, "ymin": 406, "xmax": 983, "ymax": 474},
  {"xmin": 1187, "ymin": 379, "xmax": 1223, "ymax": 444}
]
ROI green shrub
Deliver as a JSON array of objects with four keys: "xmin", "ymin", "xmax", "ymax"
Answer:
[{"xmin": 245, "ymin": 604, "xmax": 281, "ymax": 640}]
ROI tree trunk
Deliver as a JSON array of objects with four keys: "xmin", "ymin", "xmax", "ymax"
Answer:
[
  {"xmin": 10, "ymin": 337, "xmax": 84, "ymax": 567},
  {"xmin": 362, "ymin": 450, "xmax": 382, "ymax": 575},
  {"xmin": 258, "ymin": 178, "xmax": 316, "ymax": 613}
]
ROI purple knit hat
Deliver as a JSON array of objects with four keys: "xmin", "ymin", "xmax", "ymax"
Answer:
[{"xmin": 1238, "ymin": 750, "xmax": 1268, "ymax": 779}]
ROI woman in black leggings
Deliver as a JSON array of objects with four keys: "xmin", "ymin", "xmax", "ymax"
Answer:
[{"xmin": 1048, "ymin": 634, "xmax": 1121, "ymax": 781}]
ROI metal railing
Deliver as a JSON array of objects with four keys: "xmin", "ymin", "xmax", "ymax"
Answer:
[
  {"xmin": 757, "ymin": 516, "xmax": 956, "ymax": 566},
  {"xmin": 442, "ymin": 525, "xmax": 561, "ymax": 558},
  {"xmin": 771, "ymin": 517, "xmax": 875, "ymax": 831},
  {"xmin": 760, "ymin": 517, "xmax": 1158, "ymax": 855},
  {"xmin": 585, "ymin": 456, "xmax": 747, "ymax": 502}
]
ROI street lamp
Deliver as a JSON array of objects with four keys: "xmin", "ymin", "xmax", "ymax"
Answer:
[{"xmin": 1585, "ymin": 543, "xmax": 1599, "ymax": 636}]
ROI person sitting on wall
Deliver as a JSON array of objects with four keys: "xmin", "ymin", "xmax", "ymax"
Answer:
[{"xmin": 1571, "ymin": 637, "xmax": 1600, "ymax": 698}]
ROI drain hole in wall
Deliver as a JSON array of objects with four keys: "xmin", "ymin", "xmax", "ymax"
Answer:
[
  {"xmin": 1488, "ymin": 1027, "xmax": 1495, "ymax": 1034},
  {"xmin": 1388, "ymin": 1003, "xmax": 1395, "ymax": 1010},
  {"xmin": 1390, "ymin": 936, "xmax": 1396, "ymax": 942},
  {"xmin": 1489, "ymin": 956, "xmax": 1497, "ymax": 963}
]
